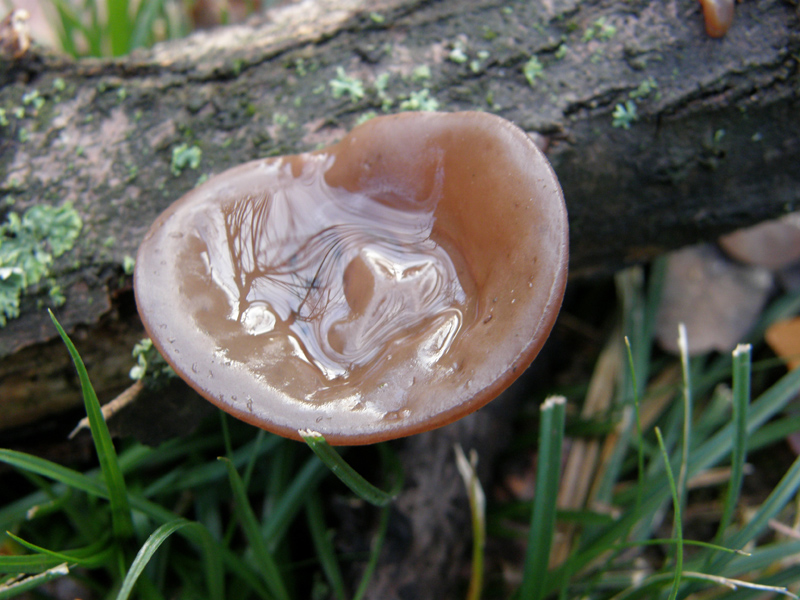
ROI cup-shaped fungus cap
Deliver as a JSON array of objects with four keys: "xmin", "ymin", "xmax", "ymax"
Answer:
[{"xmin": 134, "ymin": 111, "xmax": 568, "ymax": 445}]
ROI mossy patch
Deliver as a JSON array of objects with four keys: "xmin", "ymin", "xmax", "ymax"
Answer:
[{"xmin": 0, "ymin": 203, "xmax": 82, "ymax": 326}]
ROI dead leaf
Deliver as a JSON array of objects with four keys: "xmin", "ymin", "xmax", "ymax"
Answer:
[
  {"xmin": 765, "ymin": 317, "xmax": 800, "ymax": 370},
  {"xmin": 656, "ymin": 244, "xmax": 773, "ymax": 355},
  {"xmin": 719, "ymin": 213, "xmax": 800, "ymax": 270}
]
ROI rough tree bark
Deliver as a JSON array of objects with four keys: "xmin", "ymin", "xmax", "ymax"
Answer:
[
  {"xmin": 2, "ymin": 0, "xmax": 798, "ymax": 418},
  {"xmin": 0, "ymin": 0, "xmax": 798, "ymax": 597}
]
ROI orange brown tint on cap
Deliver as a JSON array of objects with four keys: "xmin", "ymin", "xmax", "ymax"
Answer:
[{"xmin": 134, "ymin": 112, "xmax": 569, "ymax": 445}]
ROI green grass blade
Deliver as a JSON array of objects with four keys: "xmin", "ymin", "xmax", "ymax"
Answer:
[
  {"xmin": 300, "ymin": 433, "xmax": 401, "ymax": 507},
  {"xmin": 221, "ymin": 457, "xmax": 290, "ymax": 600},
  {"xmin": 45, "ymin": 0, "xmax": 88, "ymax": 56},
  {"xmin": 0, "ymin": 449, "xmax": 107, "ymax": 498},
  {"xmin": 455, "ymin": 445, "xmax": 486, "ymax": 600},
  {"xmin": 0, "ymin": 553, "xmax": 64, "ymax": 575},
  {"xmin": 85, "ymin": 0, "xmax": 102, "ymax": 55},
  {"xmin": 130, "ymin": 0, "xmax": 165, "ymax": 49},
  {"xmin": 0, "ymin": 489, "xmax": 49, "ymax": 532},
  {"xmin": 130, "ymin": 494, "xmax": 268, "ymax": 599},
  {"xmin": 106, "ymin": 0, "xmax": 131, "ymax": 55},
  {"xmin": 49, "ymin": 311, "xmax": 133, "ymax": 539},
  {"xmin": 114, "ymin": 521, "xmax": 184, "ymax": 600},
  {"xmin": 676, "ymin": 324, "xmax": 692, "ymax": 517},
  {"xmin": 689, "ymin": 362, "xmax": 800, "ymax": 481},
  {"xmin": 624, "ymin": 337, "xmax": 645, "ymax": 521},
  {"xmin": 0, "ymin": 449, "xmax": 262, "ymax": 598},
  {"xmin": 4, "ymin": 532, "xmax": 113, "ymax": 570},
  {"xmin": 655, "ymin": 427, "xmax": 683, "ymax": 600},
  {"xmin": 520, "ymin": 396, "xmax": 566, "ymax": 600},
  {"xmin": 716, "ymin": 344, "xmax": 751, "ymax": 542},
  {"xmin": 145, "ymin": 433, "xmax": 281, "ymax": 496},
  {"xmin": 352, "ymin": 504, "xmax": 391, "ymax": 600},
  {"xmin": 263, "ymin": 455, "xmax": 327, "ymax": 548},
  {"xmin": 115, "ymin": 520, "xmax": 222, "ymax": 600},
  {"xmin": 305, "ymin": 492, "xmax": 347, "ymax": 600},
  {"xmin": 0, "ymin": 563, "xmax": 69, "ymax": 599},
  {"xmin": 722, "ymin": 539, "xmax": 800, "ymax": 576},
  {"xmin": 710, "ymin": 453, "xmax": 800, "ymax": 573}
]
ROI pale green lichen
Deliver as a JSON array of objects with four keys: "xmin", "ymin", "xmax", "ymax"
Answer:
[
  {"xmin": 329, "ymin": 67, "xmax": 364, "ymax": 102},
  {"xmin": 470, "ymin": 50, "xmax": 490, "ymax": 74},
  {"xmin": 48, "ymin": 283, "xmax": 65, "ymax": 307},
  {"xmin": 374, "ymin": 72, "xmax": 393, "ymax": 111},
  {"xmin": 129, "ymin": 338, "xmax": 175, "ymax": 382},
  {"xmin": 523, "ymin": 56, "xmax": 544, "ymax": 87},
  {"xmin": 0, "ymin": 203, "xmax": 82, "ymax": 326},
  {"xmin": 355, "ymin": 111, "xmax": 377, "ymax": 126},
  {"xmin": 612, "ymin": 100, "xmax": 638, "ymax": 129},
  {"xmin": 123, "ymin": 255, "xmax": 136, "ymax": 275},
  {"xmin": 171, "ymin": 143, "xmax": 202, "ymax": 176},
  {"xmin": 22, "ymin": 90, "xmax": 44, "ymax": 111},
  {"xmin": 412, "ymin": 65, "xmax": 431, "ymax": 82},
  {"xmin": 583, "ymin": 17, "xmax": 616, "ymax": 42},
  {"xmin": 399, "ymin": 89, "xmax": 439, "ymax": 112},
  {"xmin": 449, "ymin": 42, "xmax": 468, "ymax": 64},
  {"xmin": 629, "ymin": 77, "xmax": 658, "ymax": 100}
]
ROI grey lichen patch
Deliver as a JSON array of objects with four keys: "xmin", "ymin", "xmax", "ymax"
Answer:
[{"xmin": 0, "ymin": 203, "xmax": 82, "ymax": 326}]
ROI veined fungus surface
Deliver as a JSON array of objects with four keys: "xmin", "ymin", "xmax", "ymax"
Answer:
[{"xmin": 134, "ymin": 111, "xmax": 568, "ymax": 444}]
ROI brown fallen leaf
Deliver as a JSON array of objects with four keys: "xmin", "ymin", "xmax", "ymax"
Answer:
[
  {"xmin": 765, "ymin": 317, "xmax": 800, "ymax": 371},
  {"xmin": 656, "ymin": 244, "xmax": 773, "ymax": 355},
  {"xmin": 719, "ymin": 213, "xmax": 800, "ymax": 271}
]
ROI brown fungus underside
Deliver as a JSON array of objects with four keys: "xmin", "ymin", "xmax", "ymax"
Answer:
[{"xmin": 134, "ymin": 111, "xmax": 568, "ymax": 445}]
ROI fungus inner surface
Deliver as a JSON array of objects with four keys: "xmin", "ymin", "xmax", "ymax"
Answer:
[
  {"xmin": 180, "ymin": 153, "xmax": 477, "ymax": 394},
  {"xmin": 137, "ymin": 111, "xmax": 568, "ymax": 443}
]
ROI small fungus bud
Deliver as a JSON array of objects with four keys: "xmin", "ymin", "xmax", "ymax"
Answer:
[{"xmin": 698, "ymin": 0, "xmax": 734, "ymax": 38}]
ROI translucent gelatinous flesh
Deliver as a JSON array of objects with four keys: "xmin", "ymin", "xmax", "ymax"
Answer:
[
  {"xmin": 135, "ymin": 112, "xmax": 568, "ymax": 444},
  {"xmin": 204, "ymin": 155, "xmax": 474, "ymax": 381}
]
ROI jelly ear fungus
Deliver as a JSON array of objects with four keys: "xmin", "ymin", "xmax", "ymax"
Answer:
[{"xmin": 134, "ymin": 111, "xmax": 568, "ymax": 445}]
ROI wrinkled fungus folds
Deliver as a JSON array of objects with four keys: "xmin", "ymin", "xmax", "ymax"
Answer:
[
  {"xmin": 189, "ymin": 154, "xmax": 471, "ymax": 380},
  {"xmin": 135, "ymin": 112, "xmax": 568, "ymax": 444}
]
